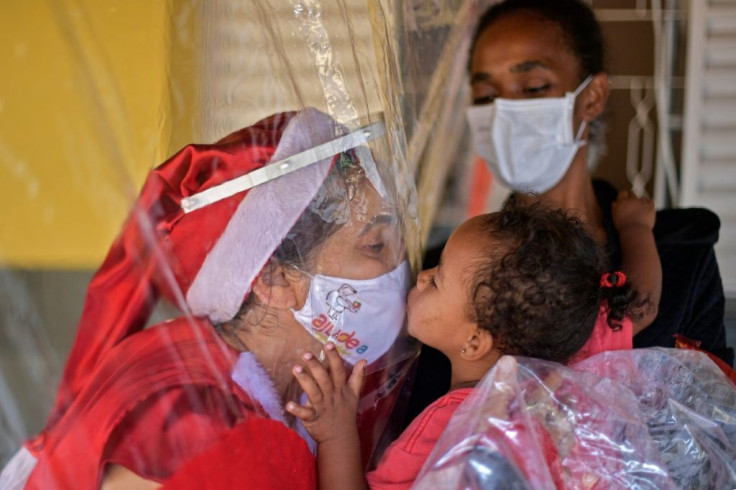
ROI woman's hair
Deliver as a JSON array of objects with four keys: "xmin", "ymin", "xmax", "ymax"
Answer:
[
  {"xmin": 471, "ymin": 0, "xmax": 605, "ymax": 80},
  {"xmin": 467, "ymin": 202, "xmax": 635, "ymax": 364},
  {"xmin": 227, "ymin": 152, "xmax": 363, "ymax": 323},
  {"xmin": 470, "ymin": 0, "xmax": 607, "ymax": 167},
  {"xmin": 271, "ymin": 151, "xmax": 364, "ymax": 269}
]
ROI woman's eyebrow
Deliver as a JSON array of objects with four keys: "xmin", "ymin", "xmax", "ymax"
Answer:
[
  {"xmin": 470, "ymin": 72, "xmax": 492, "ymax": 84},
  {"xmin": 510, "ymin": 60, "xmax": 549, "ymax": 73},
  {"xmin": 471, "ymin": 59, "xmax": 549, "ymax": 84},
  {"xmin": 358, "ymin": 213, "xmax": 395, "ymax": 236}
]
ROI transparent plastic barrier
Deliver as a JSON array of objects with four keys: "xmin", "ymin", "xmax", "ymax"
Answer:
[{"xmin": 0, "ymin": 1, "xmax": 478, "ymax": 486}]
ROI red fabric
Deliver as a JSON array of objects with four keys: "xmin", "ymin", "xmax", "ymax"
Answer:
[
  {"xmin": 366, "ymin": 388, "xmax": 472, "ymax": 489},
  {"xmin": 161, "ymin": 417, "xmax": 316, "ymax": 490},
  {"xmin": 469, "ymin": 416, "xmax": 564, "ymax": 489},
  {"xmin": 674, "ymin": 334, "xmax": 736, "ymax": 385},
  {"xmin": 104, "ymin": 384, "xmax": 243, "ymax": 481},
  {"xmin": 567, "ymin": 304, "xmax": 632, "ymax": 365},
  {"xmin": 467, "ymin": 157, "xmax": 493, "ymax": 218},
  {"xmin": 356, "ymin": 355, "xmax": 417, "ymax": 469},
  {"xmin": 366, "ymin": 387, "xmax": 561, "ymax": 489},
  {"xmin": 25, "ymin": 318, "xmax": 262, "ymax": 489},
  {"xmin": 39, "ymin": 113, "xmax": 294, "ymax": 438}
]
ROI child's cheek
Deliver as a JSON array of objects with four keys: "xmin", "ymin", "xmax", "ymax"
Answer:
[{"xmin": 407, "ymin": 287, "xmax": 418, "ymax": 312}]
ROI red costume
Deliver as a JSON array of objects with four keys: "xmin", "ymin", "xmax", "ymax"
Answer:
[
  {"xmin": 25, "ymin": 318, "xmax": 307, "ymax": 488},
  {"xmin": 7, "ymin": 108, "xmax": 416, "ymax": 489}
]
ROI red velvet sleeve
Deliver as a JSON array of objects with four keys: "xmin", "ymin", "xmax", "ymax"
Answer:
[
  {"xmin": 161, "ymin": 417, "xmax": 316, "ymax": 490},
  {"xmin": 103, "ymin": 386, "xmax": 244, "ymax": 483}
]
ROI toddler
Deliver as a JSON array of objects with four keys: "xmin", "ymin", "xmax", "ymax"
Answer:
[{"xmin": 286, "ymin": 201, "xmax": 659, "ymax": 489}]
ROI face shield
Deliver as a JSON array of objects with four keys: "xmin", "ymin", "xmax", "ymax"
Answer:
[
  {"xmin": 181, "ymin": 109, "xmax": 416, "ymax": 371},
  {"xmin": 0, "ymin": 1, "xmax": 474, "ymax": 486}
]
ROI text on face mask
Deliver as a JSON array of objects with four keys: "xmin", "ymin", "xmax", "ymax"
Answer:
[{"xmin": 311, "ymin": 314, "xmax": 370, "ymax": 354}]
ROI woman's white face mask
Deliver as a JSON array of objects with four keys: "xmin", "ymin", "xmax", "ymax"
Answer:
[
  {"xmin": 466, "ymin": 76, "xmax": 592, "ymax": 194},
  {"xmin": 291, "ymin": 260, "xmax": 410, "ymax": 365}
]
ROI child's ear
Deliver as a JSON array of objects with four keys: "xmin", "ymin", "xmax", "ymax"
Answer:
[
  {"xmin": 578, "ymin": 72, "xmax": 609, "ymax": 122},
  {"xmin": 460, "ymin": 328, "xmax": 493, "ymax": 361},
  {"xmin": 250, "ymin": 260, "xmax": 305, "ymax": 310}
]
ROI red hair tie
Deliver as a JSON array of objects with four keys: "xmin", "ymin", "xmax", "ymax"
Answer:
[{"xmin": 600, "ymin": 271, "xmax": 627, "ymax": 288}]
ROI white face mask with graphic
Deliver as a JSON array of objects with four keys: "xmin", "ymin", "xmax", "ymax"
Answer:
[
  {"xmin": 466, "ymin": 76, "xmax": 593, "ymax": 194},
  {"xmin": 291, "ymin": 260, "xmax": 410, "ymax": 365}
]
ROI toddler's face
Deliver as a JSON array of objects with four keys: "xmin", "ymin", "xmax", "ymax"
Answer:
[{"xmin": 406, "ymin": 216, "xmax": 490, "ymax": 356}]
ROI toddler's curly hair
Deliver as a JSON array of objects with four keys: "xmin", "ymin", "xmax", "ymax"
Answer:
[{"xmin": 468, "ymin": 202, "xmax": 635, "ymax": 364}]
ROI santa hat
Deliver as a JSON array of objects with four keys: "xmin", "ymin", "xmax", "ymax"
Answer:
[{"xmin": 47, "ymin": 107, "xmax": 355, "ymax": 427}]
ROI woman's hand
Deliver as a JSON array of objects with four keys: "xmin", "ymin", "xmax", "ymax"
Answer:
[
  {"xmin": 611, "ymin": 189, "xmax": 655, "ymax": 232},
  {"xmin": 286, "ymin": 342, "xmax": 366, "ymax": 444}
]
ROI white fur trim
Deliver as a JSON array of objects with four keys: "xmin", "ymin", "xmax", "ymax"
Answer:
[
  {"xmin": 295, "ymin": 392, "xmax": 317, "ymax": 454},
  {"xmin": 0, "ymin": 446, "xmax": 36, "ymax": 490},
  {"xmin": 187, "ymin": 108, "xmax": 340, "ymax": 322},
  {"xmin": 230, "ymin": 352, "xmax": 284, "ymax": 423},
  {"xmin": 230, "ymin": 353, "xmax": 317, "ymax": 454}
]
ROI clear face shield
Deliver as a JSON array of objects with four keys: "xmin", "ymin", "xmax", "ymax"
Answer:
[
  {"xmin": 180, "ymin": 109, "xmax": 417, "ymax": 371},
  {"xmin": 0, "ymin": 1, "xmax": 462, "ymax": 486},
  {"xmin": 178, "ymin": 108, "xmax": 419, "ymax": 464}
]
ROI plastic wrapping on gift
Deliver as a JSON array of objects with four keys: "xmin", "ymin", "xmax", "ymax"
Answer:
[
  {"xmin": 573, "ymin": 348, "xmax": 736, "ymax": 489},
  {"xmin": 414, "ymin": 350, "xmax": 736, "ymax": 489},
  {"xmin": 0, "ymin": 1, "xmax": 481, "ymax": 487}
]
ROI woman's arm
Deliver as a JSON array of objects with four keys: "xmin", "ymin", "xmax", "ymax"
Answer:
[{"xmin": 612, "ymin": 190, "xmax": 662, "ymax": 334}]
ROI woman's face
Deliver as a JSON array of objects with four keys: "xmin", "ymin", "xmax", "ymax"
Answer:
[
  {"xmin": 310, "ymin": 173, "xmax": 404, "ymax": 281},
  {"xmin": 285, "ymin": 171, "xmax": 407, "ymax": 364},
  {"xmin": 470, "ymin": 11, "xmax": 582, "ymax": 105}
]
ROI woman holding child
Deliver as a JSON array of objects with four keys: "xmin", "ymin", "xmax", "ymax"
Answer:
[
  {"xmin": 466, "ymin": 0, "xmax": 731, "ymax": 364},
  {"xmin": 410, "ymin": 0, "xmax": 731, "ymax": 423}
]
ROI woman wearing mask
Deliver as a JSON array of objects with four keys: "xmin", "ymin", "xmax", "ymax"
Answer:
[
  {"xmin": 405, "ymin": 0, "xmax": 731, "ymax": 426},
  {"xmin": 465, "ymin": 0, "xmax": 731, "ymax": 364},
  {"xmin": 1, "ymin": 108, "xmax": 416, "ymax": 489}
]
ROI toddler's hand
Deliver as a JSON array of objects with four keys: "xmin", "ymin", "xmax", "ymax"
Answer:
[
  {"xmin": 611, "ymin": 190, "xmax": 655, "ymax": 232},
  {"xmin": 286, "ymin": 343, "xmax": 366, "ymax": 444}
]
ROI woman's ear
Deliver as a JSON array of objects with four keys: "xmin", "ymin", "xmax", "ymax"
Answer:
[
  {"xmin": 460, "ymin": 328, "xmax": 494, "ymax": 361},
  {"xmin": 250, "ymin": 260, "xmax": 305, "ymax": 310},
  {"xmin": 578, "ymin": 72, "xmax": 609, "ymax": 122}
]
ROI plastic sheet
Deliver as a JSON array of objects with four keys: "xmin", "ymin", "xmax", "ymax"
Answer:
[
  {"xmin": 415, "ymin": 349, "xmax": 736, "ymax": 489},
  {"xmin": 0, "ymin": 1, "xmax": 480, "ymax": 487}
]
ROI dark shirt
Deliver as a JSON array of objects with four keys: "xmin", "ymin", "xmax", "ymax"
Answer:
[
  {"xmin": 403, "ymin": 181, "xmax": 733, "ymax": 430},
  {"xmin": 593, "ymin": 180, "xmax": 732, "ymax": 365}
]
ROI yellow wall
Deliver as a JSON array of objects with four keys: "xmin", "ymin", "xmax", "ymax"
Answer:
[{"xmin": 0, "ymin": 1, "xmax": 173, "ymax": 267}]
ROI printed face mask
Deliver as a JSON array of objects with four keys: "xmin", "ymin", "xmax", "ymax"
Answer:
[
  {"xmin": 292, "ymin": 261, "xmax": 410, "ymax": 365},
  {"xmin": 466, "ymin": 76, "xmax": 593, "ymax": 194}
]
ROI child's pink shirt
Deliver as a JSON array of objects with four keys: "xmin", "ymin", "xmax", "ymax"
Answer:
[
  {"xmin": 365, "ymin": 388, "xmax": 473, "ymax": 489},
  {"xmin": 568, "ymin": 304, "xmax": 633, "ymax": 365},
  {"xmin": 366, "ymin": 306, "xmax": 630, "ymax": 488}
]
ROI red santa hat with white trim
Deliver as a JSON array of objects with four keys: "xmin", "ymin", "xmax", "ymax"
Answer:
[{"xmin": 46, "ymin": 107, "xmax": 350, "ymax": 427}]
